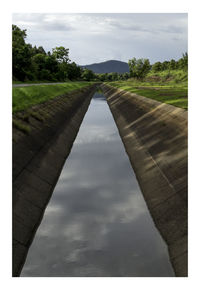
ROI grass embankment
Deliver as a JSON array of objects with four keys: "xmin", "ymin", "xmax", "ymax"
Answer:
[
  {"xmin": 12, "ymin": 81, "xmax": 94, "ymax": 135},
  {"xmin": 13, "ymin": 82, "xmax": 93, "ymax": 113},
  {"xmin": 13, "ymin": 80, "xmax": 61, "ymax": 85},
  {"xmin": 106, "ymin": 70, "xmax": 188, "ymax": 109}
]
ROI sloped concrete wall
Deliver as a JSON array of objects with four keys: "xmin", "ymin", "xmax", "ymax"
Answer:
[
  {"xmin": 13, "ymin": 84, "xmax": 98, "ymax": 276},
  {"xmin": 101, "ymin": 84, "xmax": 188, "ymax": 277}
]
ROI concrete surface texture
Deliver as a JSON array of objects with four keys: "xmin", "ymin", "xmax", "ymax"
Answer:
[
  {"xmin": 12, "ymin": 84, "xmax": 98, "ymax": 276},
  {"xmin": 101, "ymin": 84, "xmax": 188, "ymax": 277}
]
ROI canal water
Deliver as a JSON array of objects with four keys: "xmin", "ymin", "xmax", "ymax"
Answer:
[{"xmin": 21, "ymin": 92, "xmax": 175, "ymax": 277}]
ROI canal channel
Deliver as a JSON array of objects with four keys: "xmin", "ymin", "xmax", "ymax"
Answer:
[{"xmin": 21, "ymin": 91, "xmax": 174, "ymax": 277}]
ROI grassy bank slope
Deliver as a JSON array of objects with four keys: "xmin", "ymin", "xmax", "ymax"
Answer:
[
  {"xmin": 13, "ymin": 80, "xmax": 62, "ymax": 85},
  {"xmin": 106, "ymin": 70, "xmax": 188, "ymax": 109},
  {"xmin": 13, "ymin": 82, "xmax": 94, "ymax": 113}
]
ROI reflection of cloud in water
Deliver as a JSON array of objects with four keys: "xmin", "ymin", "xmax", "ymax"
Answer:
[
  {"xmin": 21, "ymin": 94, "xmax": 174, "ymax": 277},
  {"xmin": 45, "ymin": 204, "xmax": 63, "ymax": 215},
  {"xmin": 74, "ymin": 126, "xmax": 117, "ymax": 144}
]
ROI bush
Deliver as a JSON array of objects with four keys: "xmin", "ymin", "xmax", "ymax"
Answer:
[
  {"xmin": 128, "ymin": 58, "xmax": 151, "ymax": 79},
  {"xmin": 39, "ymin": 69, "xmax": 51, "ymax": 80}
]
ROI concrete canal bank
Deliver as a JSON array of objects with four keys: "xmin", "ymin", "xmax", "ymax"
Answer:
[
  {"xmin": 20, "ymin": 92, "xmax": 175, "ymax": 277},
  {"xmin": 101, "ymin": 84, "xmax": 188, "ymax": 277},
  {"xmin": 12, "ymin": 84, "xmax": 98, "ymax": 276}
]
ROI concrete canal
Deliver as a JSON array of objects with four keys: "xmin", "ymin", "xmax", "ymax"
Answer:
[{"xmin": 21, "ymin": 91, "xmax": 174, "ymax": 277}]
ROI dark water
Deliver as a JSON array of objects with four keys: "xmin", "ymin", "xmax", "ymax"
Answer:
[{"xmin": 21, "ymin": 92, "xmax": 175, "ymax": 277}]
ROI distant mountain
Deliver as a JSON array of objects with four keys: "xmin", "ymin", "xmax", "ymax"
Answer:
[{"xmin": 81, "ymin": 60, "xmax": 129, "ymax": 74}]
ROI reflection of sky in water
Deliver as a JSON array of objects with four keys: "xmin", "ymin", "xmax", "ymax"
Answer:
[{"xmin": 21, "ymin": 93, "xmax": 175, "ymax": 277}]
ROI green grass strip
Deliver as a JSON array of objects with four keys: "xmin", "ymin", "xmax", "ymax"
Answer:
[
  {"xmin": 107, "ymin": 81, "xmax": 188, "ymax": 109},
  {"xmin": 13, "ymin": 82, "xmax": 94, "ymax": 113}
]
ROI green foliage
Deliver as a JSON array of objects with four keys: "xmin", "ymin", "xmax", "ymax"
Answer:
[
  {"xmin": 12, "ymin": 25, "xmax": 32, "ymax": 81},
  {"xmin": 12, "ymin": 25, "xmax": 83, "ymax": 82},
  {"xmin": 111, "ymin": 72, "xmax": 119, "ymax": 81},
  {"xmin": 95, "ymin": 72, "xmax": 130, "ymax": 82},
  {"xmin": 169, "ymin": 59, "xmax": 177, "ymax": 70},
  {"xmin": 66, "ymin": 62, "xmax": 82, "ymax": 80},
  {"xmin": 81, "ymin": 69, "xmax": 95, "ymax": 81},
  {"xmin": 146, "ymin": 69, "xmax": 188, "ymax": 86},
  {"xmin": 161, "ymin": 61, "xmax": 170, "ymax": 70},
  {"xmin": 120, "ymin": 72, "xmax": 130, "ymax": 80},
  {"xmin": 52, "ymin": 46, "xmax": 70, "ymax": 63},
  {"xmin": 98, "ymin": 73, "xmax": 107, "ymax": 81},
  {"xmin": 178, "ymin": 52, "xmax": 188, "ymax": 71},
  {"xmin": 128, "ymin": 57, "xmax": 151, "ymax": 79},
  {"xmin": 151, "ymin": 53, "xmax": 188, "ymax": 73},
  {"xmin": 152, "ymin": 62, "xmax": 162, "ymax": 72},
  {"xmin": 105, "ymin": 73, "xmax": 113, "ymax": 81}
]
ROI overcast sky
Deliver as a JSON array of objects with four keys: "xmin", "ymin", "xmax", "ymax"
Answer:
[{"xmin": 12, "ymin": 13, "xmax": 187, "ymax": 65}]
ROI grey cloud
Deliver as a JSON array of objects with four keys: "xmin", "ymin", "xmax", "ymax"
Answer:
[
  {"xmin": 12, "ymin": 13, "xmax": 187, "ymax": 65},
  {"xmin": 109, "ymin": 20, "xmax": 186, "ymax": 36},
  {"xmin": 109, "ymin": 21, "xmax": 152, "ymax": 33},
  {"xmin": 159, "ymin": 25, "xmax": 185, "ymax": 34},
  {"xmin": 13, "ymin": 13, "xmax": 74, "ymax": 32},
  {"xmin": 39, "ymin": 21, "xmax": 74, "ymax": 31}
]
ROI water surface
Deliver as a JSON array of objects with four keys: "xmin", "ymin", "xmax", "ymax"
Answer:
[{"xmin": 21, "ymin": 92, "xmax": 174, "ymax": 277}]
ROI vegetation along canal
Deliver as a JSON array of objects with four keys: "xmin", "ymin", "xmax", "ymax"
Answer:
[{"xmin": 21, "ymin": 91, "xmax": 175, "ymax": 277}]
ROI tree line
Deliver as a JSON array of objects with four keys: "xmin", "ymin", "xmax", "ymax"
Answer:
[
  {"xmin": 12, "ymin": 25, "xmax": 96, "ymax": 82},
  {"xmin": 13, "ymin": 24, "xmax": 188, "ymax": 82},
  {"xmin": 127, "ymin": 54, "xmax": 188, "ymax": 80},
  {"xmin": 101, "ymin": 53, "xmax": 187, "ymax": 81}
]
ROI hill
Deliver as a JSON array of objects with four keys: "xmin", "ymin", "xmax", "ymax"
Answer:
[{"xmin": 81, "ymin": 60, "xmax": 129, "ymax": 74}]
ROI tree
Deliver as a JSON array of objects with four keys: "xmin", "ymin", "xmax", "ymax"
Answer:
[
  {"xmin": 128, "ymin": 57, "xmax": 151, "ymax": 79},
  {"xmin": 31, "ymin": 53, "xmax": 46, "ymax": 70},
  {"xmin": 12, "ymin": 25, "xmax": 32, "ymax": 80},
  {"xmin": 52, "ymin": 46, "xmax": 71, "ymax": 81},
  {"xmin": 152, "ymin": 61, "xmax": 162, "ymax": 72},
  {"xmin": 12, "ymin": 24, "xmax": 27, "ymax": 46},
  {"xmin": 81, "ymin": 69, "xmax": 95, "ymax": 81},
  {"xmin": 37, "ymin": 46, "xmax": 46, "ymax": 55},
  {"xmin": 123, "ymin": 72, "xmax": 130, "ymax": 80},
  {"xmin": 31, "ymin": 45, "xmax": 46, "ymax": 56},
  {"xmin": 66, "ymin": 62, "xmax": 82, "ymax": 80},
  {"xmin": 13, "ymin": 24, "xmax": 98, "ymax": 82},
  {"xmin": 182, "ymin": 52, "xmax": 188, "ymax": 70},
  {"xmin": 106, "ymin": 73, "xmax": 113, "ymax": 81},
  {"xmin": 111, "ymin": 72, "xmax": 119, "ymax": 81},
  {"xmin": 98, "ymin": 74, "xmax": 106, "ymax": 81},
  {"xmin": 161, "ymin": 61, "xmax": 170, "ymax": 71},
  {"xmin": 169, "ymin": 59, "xmax": 177, "ymax": 70},
  {"xmin": 52, "ymin": 46, "xmax": 70, "ymax": 63},
  {"xmin": 178, "ymin": 52, "xmax": 188, "ymax": 71},
  {"xmin": 44, "ymin": 54, "xmax": 59, "ymax": 74},
  {"xmin": 39, "ymin": 69, "xmax": 51, "ymax": 80}
]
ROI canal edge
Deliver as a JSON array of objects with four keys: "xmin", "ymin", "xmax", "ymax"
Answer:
[
  {"xmin": 12, "ymin": 84, "xmax": 99, "ymax": 276},
  {"xmin": 101, "ymin": 83, "xmax": 188, "ymax": 277}
]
